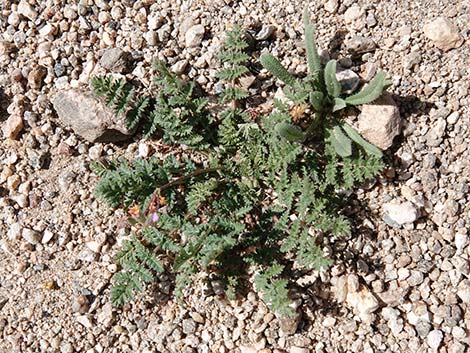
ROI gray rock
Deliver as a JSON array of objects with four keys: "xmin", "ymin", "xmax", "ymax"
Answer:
[
  {"xmin": 336, "ymin": 68, "xmax": 360, "ymax": 94},
  {"xmin": 426, "ymin": 118, "xmax": 446, "ymax": 147},
  {"xmin": 423, "ymin": 17, "xmax": 464, "ymax": 51},
  {"xmin": 383, "ymin": 201, "xmax": 418, "ymax": 227},
  {"xmin": 182, "ymin": 318, "xmax": 197, "ymax": 334},
  {"xmin": 403, "ymin": 51, "xmax": 422, "ymax": 70},
  {"xmin": 357, "ymin": 93, "xmax": 401, "ymax": 150},
  {"xmin": 345, "ymin": 36, "xmax": 376, "ymax": 55},
  {"xmin": 279, "ymin": 312, "xmax": 301, "ymax": 335},
  {"xmin": 99, "ymin": 48, "xmax": 133, "ymax": 73},
  {"xmin": 416, "ymin": 320, "xmax": 432, "ymax": 338},
  {"xmin": 427, "ymin": 330, "xmax": 443, "ymax": 350},
  {"xmin": 185, "ymin": 25, "xmax": 205, "ymax": 47},
  {"xmin": 53, "ymin": 90, "xmax": 135, "ymax": 143}
]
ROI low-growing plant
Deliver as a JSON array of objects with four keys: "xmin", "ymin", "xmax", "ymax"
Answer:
[{"xmin": 90, "ymin": 11, "xmax": 389, "ymax": 315}]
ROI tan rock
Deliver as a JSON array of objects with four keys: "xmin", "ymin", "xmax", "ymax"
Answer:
[
  {"xmin": 2, "ymin": 115, "xmax": 23, "ymax": 139},
  {"xmin": 346, "ymin": 284, "xmax": 380, "ymax": 319},
  {"xmin": 423, "ymin": 17, "xmax": 463, "ymax": 52},
  {"xmin": 357, "ymin": 93, "xmax": 401, "ymax": 150}
]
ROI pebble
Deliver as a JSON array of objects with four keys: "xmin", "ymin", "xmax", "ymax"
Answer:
[
  {"xmin": 76, "ymin": 315, "xmax": 94, "ymax": 328},
  {"xmin": 346, "ymin": 285, "xmax": 380, "ymax": 320},
  {"xmin": 324, "ymin": 0, "xmax": 339, "ymax": 14},
  {"xmin": 423, "ymin": 17, "xmax": 464, "ymax": 51},
  {"xmin": 383, "ymin": 201, "xmax": 418, "ymax": 227},
  {"xmin": 343, "ymin": 4, "xmax": 365, "ymax": 30},
  {"xmin": 28, "ymin": 66, "xmax": 47, "ymax": 90},
  {"xmin": 427, "ymin": 330, "xmax": 443, "ymax": 350},
  {"xmin": 456, "ymin": 280, "xmax": 469, "ymax": 303},
  {"xmin": 22, "ymin": 228, "xmax": 41, "ymax": 245},
  {"xmin": 99, "ymin": 48, "xmax": 133, "ymax": 73},
  {"xmin": 290, "ymin": 347, "xmax": 308, "ymax": 353},
  {"xmin": 185, "ymin": 25, "xmax": 205, "ymax": 47},
  {"xmin": 256, "ymin": 25, "xmax": 276, "ymax": 41},
  {"xmin": 357, "ymin": 93, "xmax": 401, "ymax": 150},
  {"xmin": 336, "ymin": 68, "xmax": 360, "ymax": 94},
  {"xmin": 182, "ymin": 318, "xmax": 197, "ymax": 334},
  {"xmin": 345, "ymin": 36, "xmax": 376, "ymax": 55},
  {"xmin": 18, "ymin": 0, "xmax": 38, "ymax": 21},
  {"xmin": 2, "ymin": 115, "xmax": 23, "ymax": 140}
]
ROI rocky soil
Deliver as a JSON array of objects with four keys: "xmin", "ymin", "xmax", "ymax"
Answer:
[{"xmin": 0, "ymin": 0, "xmax": 469, "ymax": 352}]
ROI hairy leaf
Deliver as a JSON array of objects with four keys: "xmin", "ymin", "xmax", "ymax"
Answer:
[
  {"xmin": 260, "ymin": 53, "xmax": 297, "ymax": 87},
  {"xmin": 330, "ymin": 125, "xmax": 352, "ymax": 157},
  {"xmin": 324, "ymin": 60, "xmax": 341, "ymax": 98},
  {"xmin": 275, "ymin": 122, "xmax": 305, "ymax": 142},
  {"xmin": 345, "ymin": 71, "xmax": 391, "ymax": 105},
  {"xmin": 341, "ymin": 123, "xmax": 383, "ymax": 157}
]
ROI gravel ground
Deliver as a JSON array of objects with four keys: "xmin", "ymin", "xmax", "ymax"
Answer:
[{"xmin": 0, "ymin": 0, "xmax": 469, "ymax": 352}]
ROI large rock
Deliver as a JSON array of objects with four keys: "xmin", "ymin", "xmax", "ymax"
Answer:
[
  {"xmin": 52, "ymin": 90, "xmax": 135, "ymax": 143},
  {"xmin": 423, "ymin": 17, "xmax": 463, "ymax": 52},
  {"xmin": 357, "ymin": 93, "xmax": 401, "ymax": 150}
]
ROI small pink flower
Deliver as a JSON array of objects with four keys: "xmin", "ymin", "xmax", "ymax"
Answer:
[{"xmin": 150, "ymin": 212, "xmax": 159, "ymax": 223}]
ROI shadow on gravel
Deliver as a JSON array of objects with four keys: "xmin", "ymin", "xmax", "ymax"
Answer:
[{"xmin": 0, "ymin": 87, "xmax": 9, "ymax": 121}]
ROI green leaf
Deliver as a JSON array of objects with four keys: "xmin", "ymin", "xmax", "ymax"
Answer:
[
  {"xmin": 309, "ymin": 91, "xmax": 324, "ymax": 111},
  {"xmin": 324, "ymin": 60, "xmax": 341, "ymax": 98},
  {"xmin": 303, "ymin": 8, "xmax": 321, "ymax": 73},
  {"xmin": 345, "ymin": 71, "xmax": 390, "ymax": 105},
  {"xmin": 332, "ymin": 98, "xmax": 346, "ymax": 112},
  {"xmin": 330, "ymin": 125, "xmax": 352, "ymax": 157},
  {"xmin": 275, "ymin": 122, "xmax": 305, "ymax": 142},
  {"xmin": 341, "ymin": 123, "xmax": 383, "ymax": 157},
  {"xmin": 260, "ymin": 53, "xmax": 297, "ymax": 87}
]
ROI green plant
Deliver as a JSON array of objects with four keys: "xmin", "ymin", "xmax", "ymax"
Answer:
[
  {"xmin": 91, "ymin": 14, "xmax": 389, "ymax": 315},
  {"xmin": 260, "ymin": 9, "xmax": 390, "ymax": 158}
]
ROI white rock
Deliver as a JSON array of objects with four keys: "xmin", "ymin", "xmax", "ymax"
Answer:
[
  {"xmin": 456, "ymin": 280, "xmax": 470, "ymax": 303},
  {"xmin": 138, "ymin": 142, "xmax": 151, "ymax": 158},
  {"xmin": 76, "ymin": 315, "xmax": 94, "ymax": 328},
  {"xmin": 324, "ymin": 0, "xmax": 339, "ymax": 13},
  {"xmin": 185, "ymin": 25, "xmax": 205, "ymax": 47},
  {"xmin": 18, "ymin": 0, "xmax": 38, "ymax": 20},
  {"xmin": 290, "ymin": 347, "xmax": 309, "ymax": 353},
  {"xmin": 383, "ymin": 201, "xmax": 418, "ymax": 227},
  {"xmin": 357, "ymin": 93, "xmax": 401, "ymax": 150},
  {"xmin": 8, "ymin": 222, "xmax": 22, "ymax": 241},
  {"xmin": 423, "ymin": 17, "xmax": 464, "ymax": 51},
  {"xmin": 22, "ymin": 228, "xmax": 41, "ymax": 245},
  {"xmin": 39, "ymin": 24, "xmax": 55, "ymax": 37},
  {"xmin": 41, "ymin": 230, "xmax": 54, "ymax": 244},
  {"xmin": 455, "ymin": 233, "xmax": 468, "ymax": 250},
  {"xmin": 427, "ymin": 330, "xmax": 443, "ymax": 350},
  {"xmin": 346, "ymin": 285, "xmax": 379, "ymax": 319},
  {"xmin": 343, "ymin": 4, "xmax": 365, "ymax": 30}
]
